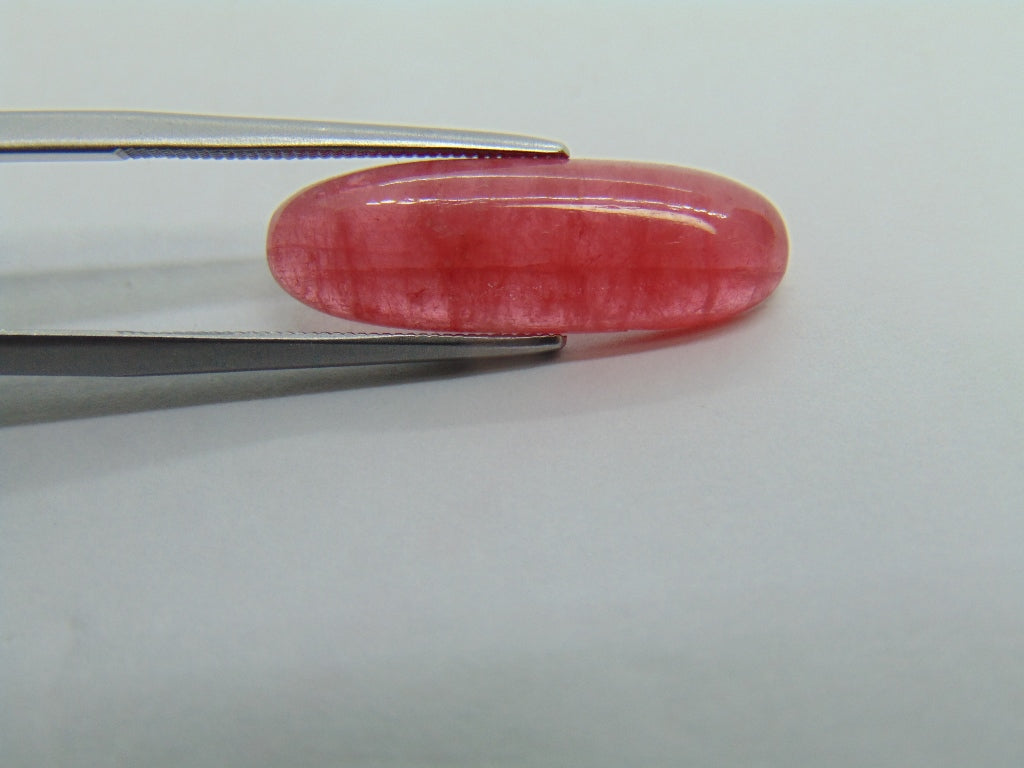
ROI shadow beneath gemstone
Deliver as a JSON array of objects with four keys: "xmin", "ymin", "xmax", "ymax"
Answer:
[
  {"xmin": 0, "ymin": 354, "xmax": 560, "ymax": 428},
  {"xmin": 559, "ymin": 308, "xmax": 766, "ymax": 362},
  {"xmin": 0, "ymin": 256, "xmax": 279, "ymax": 328},
  {"xmin": 0, "ymin": 239, "xmax": 404, "ymax": 336}
]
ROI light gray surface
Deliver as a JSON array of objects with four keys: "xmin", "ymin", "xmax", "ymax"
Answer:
[{"xmin": 2, "ymin": 2, "xmax": 1022, "ymax": 766}]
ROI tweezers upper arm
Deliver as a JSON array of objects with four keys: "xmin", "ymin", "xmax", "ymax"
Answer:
[{"xmin": 0, "ymin": 110, "xmax": 569, "ymax": 161}]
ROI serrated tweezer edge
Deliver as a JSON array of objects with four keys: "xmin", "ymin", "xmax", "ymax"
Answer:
[
  {"xmin": 0, "ymin": 331, "xmax": 566, "ymax": 376},
  {"xmin": 0, "ymin": 110, "xmax": 569, "ymax": 160}
]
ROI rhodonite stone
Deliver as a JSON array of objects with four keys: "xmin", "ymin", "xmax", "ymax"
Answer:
[{"xmin": 267, "ymin": 158, "xmax": 788, "ymax": 333}]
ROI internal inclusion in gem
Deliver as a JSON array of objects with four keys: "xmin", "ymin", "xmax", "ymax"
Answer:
[{"xmin": 267, "ymin": 158, "xmax": 788, "ymax": 333}]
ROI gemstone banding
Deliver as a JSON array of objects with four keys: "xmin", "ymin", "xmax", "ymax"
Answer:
[{"xmin": 267, "ymin": 158, "xmax": 788, "ymax": 333}]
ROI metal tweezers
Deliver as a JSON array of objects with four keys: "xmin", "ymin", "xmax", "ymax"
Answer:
[{"xmin": 0, "ymin": 111, "xmax": 569, "ymax": 376}]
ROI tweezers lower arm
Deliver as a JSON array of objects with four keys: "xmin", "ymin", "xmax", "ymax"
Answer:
[{"xmin": 0, "ymin": 331, "xmax": 565, "ymax": 376}]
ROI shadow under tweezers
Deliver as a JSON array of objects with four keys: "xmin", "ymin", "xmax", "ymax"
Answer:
[{"xmin": 0, "ymin": 353, "xmax": 559, "ymax": 427}]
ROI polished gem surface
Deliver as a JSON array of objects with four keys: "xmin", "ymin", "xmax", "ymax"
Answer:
[{"xmin": 267, "ymin": 159, "xmax": 788, "ymax": 332}]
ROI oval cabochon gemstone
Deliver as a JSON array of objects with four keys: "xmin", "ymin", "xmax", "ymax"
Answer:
[{"xmin": 267, "ymin": 158, "xmax": 788, "ymax": 333}]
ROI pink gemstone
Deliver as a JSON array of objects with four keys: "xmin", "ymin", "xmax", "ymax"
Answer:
[{"xmin": 267, "ymin": 159, "xmax": 788, "ymax": 333}]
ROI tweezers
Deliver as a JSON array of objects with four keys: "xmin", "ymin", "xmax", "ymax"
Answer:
[{"xmin": 0, "ymin": 111, "xmax": 569, "ymax": 376}]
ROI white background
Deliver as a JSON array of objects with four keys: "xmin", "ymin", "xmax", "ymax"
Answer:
[{"xmin": 2, "ymin": 2, "xmax": 1022, "ymax": 765}]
